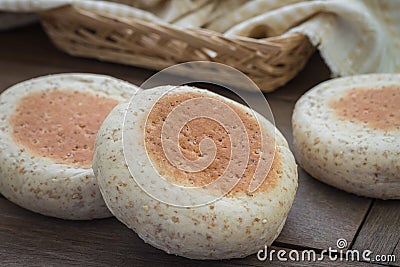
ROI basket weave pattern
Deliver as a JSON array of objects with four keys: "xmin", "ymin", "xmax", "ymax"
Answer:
[{"xmin": 39, "ymin": 5, "xmax": 315, "ymax": 92}]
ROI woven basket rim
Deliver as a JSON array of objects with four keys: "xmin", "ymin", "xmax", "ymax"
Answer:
[{"xmin": 38, "ymin": 4, "xmax": 315, "ymax": 92}]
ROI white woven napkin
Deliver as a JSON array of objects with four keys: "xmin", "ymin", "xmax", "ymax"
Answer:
[{"xmin": 224, "ymin": 0, "xmax": 400, "ymax": 77}]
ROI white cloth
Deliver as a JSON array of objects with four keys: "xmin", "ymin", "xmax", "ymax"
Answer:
[{"xmin": 224, "ymin": 0, "xmax": 400, "ymax": 77}]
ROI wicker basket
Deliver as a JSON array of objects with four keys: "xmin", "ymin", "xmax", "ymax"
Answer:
[{"xmin": 39, "ymin": 5, "xmax": 315, "ymax": 92}]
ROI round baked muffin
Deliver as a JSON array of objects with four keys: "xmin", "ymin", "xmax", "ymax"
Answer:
[
  {"xmin": 93, "ymin": 85, "xmax": 298, "ymax": 259},
  {"xmin": 0, "ymin": 73, "xmax": 138, "ymax": 219},
  {"xmin": 293, "ymin": 74, "xmax": 400, "ymax": 199}
]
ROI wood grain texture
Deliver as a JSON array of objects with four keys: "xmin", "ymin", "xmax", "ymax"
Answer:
[
  {"xmin": 0, "ymin": 198, "xmax": 242, "ymax": 267},
  {"xmin": 276, "ymin": 168, "xmax": 373, "ymax": 250},
  {"xmin": 0, "ymin": 197, "xmax": 377, "ymax": 267},
  {"xmin": 353, "ymin": 200, "xmax": 400, "ymax": 266},
  {"xmin": 394, "ymin": 243, "xmax": 400, "ymax": 267},
  {"xmin": 0, "ymin": 24, "xmax": 393, "ymax": 267},
  {"xmin": 1, "ymin": 198, "xmax": 380, "ymax": 267}
]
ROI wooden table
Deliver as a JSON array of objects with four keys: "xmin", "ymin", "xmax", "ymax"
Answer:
[{"xmin": 0, "ymin": 25, "xmax": 399, "ymax": 267}]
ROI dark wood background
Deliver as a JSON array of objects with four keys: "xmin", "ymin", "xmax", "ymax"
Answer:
[{"xmin": 0, "ymin": 24, "xmax": 398, "ymax": 267}]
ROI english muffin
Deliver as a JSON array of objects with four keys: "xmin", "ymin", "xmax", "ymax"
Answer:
[
  {"xmin": 0, "ymin": 73, "xmax": 138, "ymax": 219},
  {"xmin": 93, "ymin": 85, "xmax": 298, "ymax": 259},
  {"xmin": 293, "ymin": 74, "xmax": 400, "ymax": 199}
]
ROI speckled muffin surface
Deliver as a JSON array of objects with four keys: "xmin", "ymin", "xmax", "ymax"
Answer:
[
  {"xmin": 0, "ymin": 73, "xmax": 139, "ymax": 219},
  {"xmin": 93, "ymin": 86, "xmax": 298, "ymax": 259},
  {"xmin": 292, "ymin": 74, "xmax": 400, "ymax": 199}
]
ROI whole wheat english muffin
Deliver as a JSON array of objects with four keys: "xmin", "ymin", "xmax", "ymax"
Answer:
[
  {"xmin": 93, "ymin": 85, "xmax": 298, "ymax": 259},
  {"xmin": 292, "ymin": 74, "xmax": 400, "ymax": 199},
  {"xmin": 0, "ymin": 73, "xmax": 139, "ymax": 219}
]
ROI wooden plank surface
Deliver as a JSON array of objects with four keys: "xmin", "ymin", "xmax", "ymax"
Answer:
[
  {"xmin": 0, "ymin": 197, "xmax": 378, "ymax": 267},
  {"xmin": 0, "ymin": 24, "xmax": 397, "ymax": 266},
  {"xmin": 395, "ymin": 244, "xmax": 400, "ymax": 266},
  {"xmin": 353, "ymin": 200, "xmax": 400, "ymax": 266}
]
